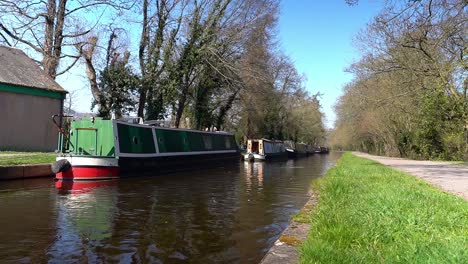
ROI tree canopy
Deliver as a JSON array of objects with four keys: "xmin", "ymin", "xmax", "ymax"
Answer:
[
  {"xmin": 331, "ymin": 0, "xmax": 467, "ymax": 160},
  {"xmin": 0, "ymin": 0, "xmax": 327, "ymax": 145}
]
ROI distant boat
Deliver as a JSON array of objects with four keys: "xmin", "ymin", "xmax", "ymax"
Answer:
[
  {"xmin": 243, "ymin": 139, "xmax": 287, "ymax": 161},
  {"xmin": 284, "ymin": 141, "xmax": 308, "ymax": 158},
  {"xmin": 314, "ymin": 146, "xmax": 329, "ymax": 154},
  {"xmin": 306, "ymin": 144, "xmax": 315, "ymax": 156},
  {"xmin": 320, "ymin": 146, "xmax": 330, "ymax": 154},
  {"xmin": 52, "ymin": 118, "xmax": 239, "ymax": 181}
]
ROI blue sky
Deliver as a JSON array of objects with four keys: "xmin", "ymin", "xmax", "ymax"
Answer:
[
  {"xmin": 58, "ymin": 0, "xmax": 383, "ymax": 128},
  {"xmin": 278, "ymin": 0, "xmax": 383, "ymax": 127}
]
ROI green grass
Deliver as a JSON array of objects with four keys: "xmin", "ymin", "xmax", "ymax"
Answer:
[
  {"xmin": 451, "ymin": 161, "xmax": 468, "ymax": 166},
  {"xmin": 0, "ymin": 151, "xmax": 25, "ymax": 154},
  {"xmin": 0, "ymin": 152, "xmax": 56, "ymax": 166},
  {"xmin": 300, "ymin": 153, "xmax": 467, "ymax": 264}
]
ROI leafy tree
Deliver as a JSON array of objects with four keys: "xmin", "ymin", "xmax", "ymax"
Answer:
[{"xmin": 94, "ymin": 62, "xmax": 139, "ymax": 119}]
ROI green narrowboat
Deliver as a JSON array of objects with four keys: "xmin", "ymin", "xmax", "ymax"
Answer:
[{"xmin": 52, "ymin": 118, "xmax": 239, "ymax": 181}]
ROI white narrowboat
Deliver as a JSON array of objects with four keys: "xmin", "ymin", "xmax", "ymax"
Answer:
[{"xmin": 243, "ymin": 139, "xmax": 287, "ymax": 161}]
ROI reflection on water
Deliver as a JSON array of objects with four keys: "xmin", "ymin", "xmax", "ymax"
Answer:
[
  {"xmin": 0, "ymin": 153, "xmax": 341, "ymax": 263},
  {"xmin": 49, "ymin": 181, "xmax": 119, "ymax": 263}
]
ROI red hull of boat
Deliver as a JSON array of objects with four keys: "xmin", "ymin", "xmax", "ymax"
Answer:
[{"xmin": 56, "ymin": 166, "xmax": 120, "ymax": 181}]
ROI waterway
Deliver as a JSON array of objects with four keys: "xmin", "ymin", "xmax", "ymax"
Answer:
[{"xmin": 0, "ymin": 153, "xmax": 341, "ymax": 263}]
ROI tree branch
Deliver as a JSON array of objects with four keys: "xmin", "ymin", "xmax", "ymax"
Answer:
[
  {"xmin": 0, "ymin": 23, "xmax": 43, "ymax": 53},
  {"xmin": 55, "ymin": 54, "xmax": 82, "ymax": 76}
]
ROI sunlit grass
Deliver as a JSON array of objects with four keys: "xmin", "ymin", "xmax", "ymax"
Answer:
[
  {"xmin": 0, "ymin": 152, "xmax": 56, "ymax": 166},
  {"xmin": 300, "ymin": 153, "xmax": 468, "ymax": 263},
  {"xmin": 451, "ymin": 161, "xmax": 468, "ymax": 166},
  {"xmin": 0, "ymin": 151, "xmax": 24, "ymax": 154}
]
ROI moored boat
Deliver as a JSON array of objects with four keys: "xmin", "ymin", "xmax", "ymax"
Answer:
[
  {"xmin": 319, "ymin": 146, "xmax": 329, "ymax": 154},
  {"xmin": 52, "ymin": 118, "xmax": 239, "ymax": 181},
  {"xmin": 243, "ymin": 138, "xmax": 287, "ymax": 161},
  {"xmin": 306, "ymin": 144, "xmax": 315, "ymax": 156},
  {"xmin": 314, "ymin": 146, "xmax": 329, "ymax": 154},
  {"xmin": 284, "ymin": 140, "xmax": 308, "ymax": 158}
]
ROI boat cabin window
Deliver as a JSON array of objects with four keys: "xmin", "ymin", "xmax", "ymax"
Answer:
[
  {"xmin": 225, "ymin": 137, "xmax": 231, "ymax": 149},
  {"xmin": 203, "ymin": 135, "xmax": 213, "ymax": 149}
]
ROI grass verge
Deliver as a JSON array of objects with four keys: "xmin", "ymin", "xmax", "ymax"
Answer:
[
  {"xmin": 452, "ymin": 161, "xmax": 468, "ymax": 166},
  {"xmin": 300, "ymin": 152, "xmax": 467, "ymax": 263},
  {"xmin": 0, "ymin": 152, "xmax": 56, "ymax": 166}
]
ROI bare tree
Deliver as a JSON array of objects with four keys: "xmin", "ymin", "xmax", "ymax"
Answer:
[
  {"xmin": 78, "ymin": 36, "xmax": 101, "ymax": 107},
  {"xmin": 64, "ymin": 90, "xmax": 77, "ymax": 115},
  {"xmin": 76, "ymin": 27, "xmax": 135, "ymax": 117},
  {"xmin": 332, "ymin": 0, "xmax": 467, "ymax": 159},
  {"xmin": 0, "ymin": 0, "xmax": 132, "ymax": 79}
]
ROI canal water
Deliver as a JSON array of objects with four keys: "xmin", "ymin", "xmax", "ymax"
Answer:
[{"xmin": 0, "ymin": 153, "xmax": 341, "ymax": 263}]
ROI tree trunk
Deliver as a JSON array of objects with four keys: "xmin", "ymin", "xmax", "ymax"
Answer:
[
  {"xmin": 216, "ymin": 88, "xmax": 239, "ymax": 128},
  {"xmin": 174, "ymin": 84, "xmax": 188, "ymax": 128},
  {"xmin": 137, "ymin": 0, "xmax": 149, "ymax": 119},
  {"xmin": 49, "ymin": 0, "xmax": 67, "ymax": 78},
  {"xmin": 41, "ymin": 0, "xmax": 67, "ymax": 79},
  {"xmin": 80, "ymin": 37, "xmax": 101, "ymax": 107},
  {"xmin": 43, "ymin": 0, "xmax": 56, "ymax": 78}
]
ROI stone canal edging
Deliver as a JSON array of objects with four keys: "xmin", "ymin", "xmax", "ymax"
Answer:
[
  {"xmin": 0, "ymin": 163, "xmax": 53, "ymax": 180},
  {"xmin": 260, "ymin": 192, "xmax": 318, "ymax": 264}
]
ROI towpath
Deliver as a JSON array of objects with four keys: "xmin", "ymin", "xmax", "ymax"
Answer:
[{"xmin": 353, "ymin": 152, "xmax": 468, "ymax": 200}]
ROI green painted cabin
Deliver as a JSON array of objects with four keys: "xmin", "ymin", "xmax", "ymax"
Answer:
[{"xmin": 63, "ymin": 119, "xmax": 238, "ymax": 157}]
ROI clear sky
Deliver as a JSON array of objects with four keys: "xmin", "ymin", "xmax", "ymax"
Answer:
[
  {"xmin": 278, "ymin": 0, "xmax": 383, "ymax": 127},
  {"xmin": 57, "ymin": 0, "xmax": 384, "ymax": 128}
]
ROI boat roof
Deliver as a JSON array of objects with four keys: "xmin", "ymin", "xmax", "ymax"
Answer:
[
  {"xmin": 113, "ymin": 120, "xmax": 234, "ymax": 136},
  {"xmin": 0, "ymin": 45, "xmax": 66, "ymax": 93},
  {"xmin": 248, "ymin": 138, "xmax": 283, "ymax": 143}
]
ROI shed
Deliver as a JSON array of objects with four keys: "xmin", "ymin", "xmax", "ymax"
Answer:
[{"xmin": 0, "ymin": 45, "xmax": 67, "ymax": 152}]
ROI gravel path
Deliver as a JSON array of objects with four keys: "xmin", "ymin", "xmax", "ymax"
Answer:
[{"xmin": 353, "ymin": 152, "xmax": 468, "ymax": 200}]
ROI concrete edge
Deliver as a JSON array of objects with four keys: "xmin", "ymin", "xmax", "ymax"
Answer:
[
  {"xmin": 259, "ymin": 193, "xmax": 318, "ymax": 264},
  {"xmin": 0, "ymin": 163, "xmax": 53, "ymax": 180}
]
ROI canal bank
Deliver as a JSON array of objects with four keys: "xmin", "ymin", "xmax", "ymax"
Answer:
[
  {"xmin": 296, "ymin": 153, "xmax": 467, "ymax": 263},
  {"xmin": 259, "ymin": 155, "xmax": 336, "ymax": 264},
  {"xmin": 0, "ymin": 163, "xmax": 53, "ymax": 180},
  {"xmin": 259, "ymin": 192, "xmax": 318, "ymax": 264},
  {"xmin": 0, "ymin": 152, "xmax": 55, "ymax": 180}
]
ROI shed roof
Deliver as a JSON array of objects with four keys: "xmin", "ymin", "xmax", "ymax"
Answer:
[{"xmin": 0, "ymin": 45, "xmax": 65, "ymax": 93}]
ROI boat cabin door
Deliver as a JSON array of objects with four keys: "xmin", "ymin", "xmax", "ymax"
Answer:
[
  {"xmin": 74, "ymin": 127, "xmax": 98, "ymax": 155},
  {"xmin": 248, "ymin": 140, "xmax": 260, "ymax": 154}
]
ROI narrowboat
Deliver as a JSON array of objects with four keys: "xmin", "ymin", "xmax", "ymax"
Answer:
[
  {"xmin": 314, "ymin": 146, "xmax": 329, "ymax": 154},
  {"xmin": 284, "ymin": 141, "xmax": 308, "ymax": 158},
  {"xmin": 243, "ymin": 139, "xmax": 287, "ymax": 161},
  {"xmin": 305, "ymin": 144, "xmax": 315, "ymax": 156},
  {"xmin": 52, "ymin": 118, "xmax": 239, "ymax": 181}
]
